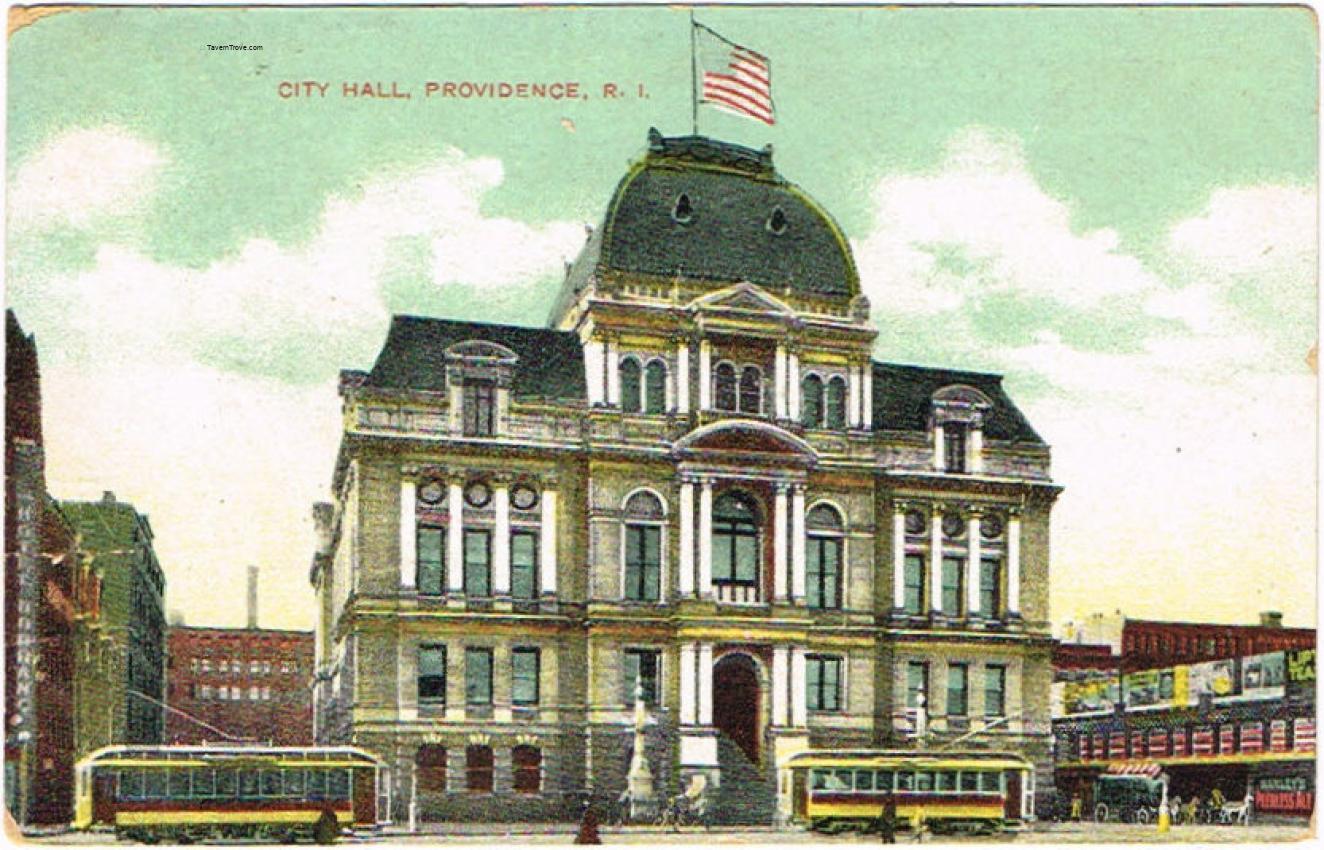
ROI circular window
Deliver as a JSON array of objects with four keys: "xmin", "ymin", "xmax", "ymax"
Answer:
[
  {"xmin": 464, "ymin": 481, "xmax": 492, "ymax": 509},
  {"xmin": 904, "ymin": 510, "xmax": 926, "ymax": 536},
  {"xmin": 981, "ymin": 514, "xmax": 1004, "ymax": 540},
  {"xmin": 767, "ymin": 207, "xmax": 788, "ymax": 235},
  {"xmin": 511, "ymin": 484, "xmax": 539, "ymax": 511},
  {"xmin": 942, "ymin": 513, "xmax": 966, "ymax": 538},
  {"xmin": 672, "ymin": 193, "xmax": 693, "ymax": 224},
  {"xmin": 418, "ymin": 480, "xmax": 445, "ymax": 505}
]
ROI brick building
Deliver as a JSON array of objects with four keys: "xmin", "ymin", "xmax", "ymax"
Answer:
[
  {"xmin": 311, "ymin": 129, "xmax": 1061, "ymax": 824},
  {"xmin": 165, "ymin": 625, "xmax": 314, "ymax": 745},
  {"xmin": 1053, "ymin": 614, "xmax": 1316, "ymax": 821}
]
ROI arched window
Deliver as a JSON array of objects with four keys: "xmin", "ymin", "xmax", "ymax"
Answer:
[
  {"xmin": 416, "ymin": 745, "xmax": 447, "ymax": 792},
  {"xmin": 825, "ymin": 376, "xmax": 848, "ymax": 429},
  {"xmin": 623, "ymin": 491, "xmax": 664, "ymax": 602},
  {"xmin": 713, "ymin": 491, "xmax": 760, "ymax": 587},
  {"xmin": 801, "ymin": 374, "xmax": 824, "ymax": 427},
  {"xmin": 620, "ymin": 357, "xmax": 642, "ymax": 413},
  {"xmin": 739, "ymin": 366, "xmax": 762, "ymax": 414},
  {"xmin": 806, "ymin": 505, "xmax": 844, "ymax": 610},
  {"xmin": 512, "ymin": 745, "xmax": 542, "ymax": 794},
  {"xmin": 644, "ymin": 360, "xmax": 667, "ymax": 415},
  {"xmin": 714, "ymin": 363, "xmax": 738, "ymax": 411}
]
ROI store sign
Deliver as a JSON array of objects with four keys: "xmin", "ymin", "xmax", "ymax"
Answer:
[
  {"xmin": 1255, "ymin": 776, "xmax": 1314, "ymax": 816},
  {"xmin": 1188, "ymin": 658, "xmax": 1237, "ymax": 702},
  {"xmin": 1286, "ymin": 649, "xmax": 1315, "ymax": 684},
  {"xmin": 1241, "ymin": 652, "xmax": 1287, "ymax": 700},
  {"xmin": 1062, "ymin": 672, "xmax": 1120, "ymax": 714}
]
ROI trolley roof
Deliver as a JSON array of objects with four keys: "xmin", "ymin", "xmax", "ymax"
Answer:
[
  {"xmin": 76, "ymin": 744, "xmax": 385, "ymax": 770},
  {"xmin": 786, "ymin": 749, "xmax": 1033, "ymax": 771}
]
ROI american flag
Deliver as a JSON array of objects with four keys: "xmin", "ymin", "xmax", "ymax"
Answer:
[{"xmin": 695, "ymin": 23, "xmax": 774, "ymax": 126}]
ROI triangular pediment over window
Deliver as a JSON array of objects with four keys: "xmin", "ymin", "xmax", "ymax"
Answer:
[{"xmin": 687, "ymin": 282, "xmax": 795, "ymax": 317}]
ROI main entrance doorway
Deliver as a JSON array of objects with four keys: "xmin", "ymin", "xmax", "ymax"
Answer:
[{"xmin": 713, "ymin": 653, "xmax": 761, "ymax": 764}]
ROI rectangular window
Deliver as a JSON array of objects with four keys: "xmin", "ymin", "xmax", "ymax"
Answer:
[
  {"xmin": 806, "ymin": 655, "xmax": 842, "ymax": 712},
  {"xmin": 417, "ymin": 526, "xmax": 446, "ymax": 596},
  {"xmin": 623, "ymin": 648, "xmax": 660, "ymax": 706},
  {"xmin": 947, "ymin": 663, "xmax": 969, "ymax": 716},
  {"xmin": 418, "ymin": 645, "xmax": 447, "ymax": 703},
  {"xmin": 463, "ymin": 379, "xmax": 497, "ymax": 437},
  {"xmin": 465, "ymin": 648, "xmax": 493, "ymax": 705},
  {"xmin": 624, "ymin": 525, "xmax": 662, "ymax": 602},
  {"xmin": 984, "ymin": 665, "xmax": 1007, "ymax": 717},
  {"xmin": 906, "ymin": 661, "xmax": 929, "ymax": 710},
  {"xmin": 941, "ymin": 556, "xmax": 964, "ymax": 615},
  {"xmin": 191, "ymin": 768, "xmax": 216, "ymax": 799},
  {"xmin": 463, "ymin": 530, "xmax": 491, "ymax": 597},
  {"xmin": 512, "ymin": 746, "xmax": 542, "ymax": 794},
  {"xmin": 465, "ymin": 745, "xmax": 494, "ymax": 793},
  {"xmin": 510, "ymin": 531, "xmax": 538, "ymax": 600},
  {"xmin": 945, "ymin": 424, "xmax": 967, "ymax": 473},
  {"xmin": 512, "ymin": 647, "xmax": 540, "ymax": 706},
  {"xmin": 807, "ymin": 536, "xmax": 842, "ymax": 610},
  {"xmin": 979, "ymin": 556, "xmax": 1001, "ymax": 616},
  {"xmin": 903, "ymin": 554, "xmax": 925, "ymax": 614}
]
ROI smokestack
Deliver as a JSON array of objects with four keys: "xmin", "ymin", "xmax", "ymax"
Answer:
[
  {"xmin": 247, "ymin": 566, "xmax": 259, "ymax": 629},
  {"xmin": 1259, "ymin": 611, "xmax": 1283, "ymax": 628}
]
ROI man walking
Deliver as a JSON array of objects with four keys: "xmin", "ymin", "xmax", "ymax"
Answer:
[{"xmin": 875, "ymin": 793, "xmax": 897, "ymax": 844}]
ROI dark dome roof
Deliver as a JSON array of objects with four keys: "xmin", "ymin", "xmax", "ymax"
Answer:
[{"xmin": 594, "ymin": 129, "xmax": 859, "ymax": 298}]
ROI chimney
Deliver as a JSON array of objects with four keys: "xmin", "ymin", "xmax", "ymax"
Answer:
[
  {"xmin": 1259, "ymin": 611, "xmax": 1283, "ymax": 629},
  {"xmin": 101, "ymin": 490, "xmax": 116, "ymax": 504},
  {"xmin": 247, "ymin": 566, "xmax": 259, "ymax": 629}
]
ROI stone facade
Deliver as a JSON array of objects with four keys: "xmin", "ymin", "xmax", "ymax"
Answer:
[{"xmin": 311, "ymin": 131, "xmax": 1060, "ymax": 824}]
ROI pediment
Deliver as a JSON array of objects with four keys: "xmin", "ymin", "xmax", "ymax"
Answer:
[
  {"xmin": 673, "ymin": 420, "xmax": 817, "ymax": 465},
  {"xmin": 444, "ymin": 339, "xmax": 519, "ymax": 363},
  {"xmin": 687, "ymin": 282, "xmax": 795, "ymax": 317}
]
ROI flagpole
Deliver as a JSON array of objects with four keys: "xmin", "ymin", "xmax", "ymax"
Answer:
[{"xmin": 689, "ymin": 8, "xmax": 698, "ymax": 136}]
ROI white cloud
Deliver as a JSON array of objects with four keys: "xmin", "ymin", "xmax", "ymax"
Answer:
[
  {"xmin": 9, "ymin": 126, "xmax": 167, "ymax": 232},
  {"xmin": 1168, "ymin": 185, "xmax": 1316, "ymax": 279},
  {"xmin": 852, "ymin": 126, "xmax": 1161, "ymax": 316}
]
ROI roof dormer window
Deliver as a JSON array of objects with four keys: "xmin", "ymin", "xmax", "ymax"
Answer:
[
  {"xmin": 672, "ymin": 193, "xmax": 693, "ymax": 224},
  {"xmin": 767, "ymin": 206, "xmax": 787, "ymax": 235}
]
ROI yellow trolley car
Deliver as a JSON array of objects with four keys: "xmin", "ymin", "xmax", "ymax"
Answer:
[
  {"xmin": 73, "ymin": 745, "xmax": 385, "ymax": 843},
  {"xmin": 785, "ymin": 750, "xmax": 1035, "ymax": 834}
]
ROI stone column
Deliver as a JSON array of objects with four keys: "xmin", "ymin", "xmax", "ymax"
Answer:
[
  {"xmin": 493, "ymin": 480, "xmax": 511, "ymax": 596},
  {"xmin": 679, "ymin": 643, "xmax": 697, "ymax": 725},
  {"xmin": 849, "ymin": 364, "xmax": 862, "ymax": 428},
  {"xmin": 698, "ymin": 644, "xmax": 714, "ymax": 725},
  {"xmin": 791, "ymin": 485, "xmax": 807, "ymax": 602},
  {"xmin": 788, "ymin": 349, "xmax": 801, "ymax": 418},
  {"xmin": 698, "ymin": 339, "xmax": 712, "ymax": 410},
  {"xmin": 970, "ymin": 425, "xmax": 984, "ymax": 473},
  {"xmin": 447, "ymin": 477, "xmax": 464, "ymax": 594},
  {"xmin": 679, "ymin": 479, "xmax": 695, "ymax": 596},
  {"xmin": 676, "ymin": 342, "xmax": 691, "ymax": 414},
  {"xmin": 774, "ymin": 484, "xmax": 789, "ymax": 601},
  {"xmin": 400, "ymin": 478, "xmax": 417, "ymax": 590},
  {"xmin": 791, "ymin": 647, "xmax": 808, "ymax": 727},
  {"xmin": 584, "ymin": 339, "xmax": 606, "ymax": 406},
  {"xmin": 540, "ymin": 484, "xmax": 558, "ymax": 596},
  {"xmin": 698, "ymin": 479, "xmax": 714, "ymax": 599},
  {"xmin": 606, "ymin": 336, "xmax": 620, "ymax": 407},
  {"xmin": 774, "ymin": 344, "xmax": 788, "ymax": 419},
  {"xmin": 1008, "ymin": 509, "xmax": 1022, "ymax": 616},
  {"xmin": 892, "ymin": 504, "xmax": 907, "ymax": 611},
  {"xmin": 933, "ymin": 423, "xmax": 946, "ymax": 470},
  {"xmin": 967, "ymin": 510, "xmax": 982, "ymax": 617},
  {"xmin": 929, "ymin": 504, "xmax": 944, "ymax": 614},
  {"xmin": 862, "ymin": 364, "xmax": 874, "ymax": 429},
  {"xmin": 772, "ymin": 646, "xmax": 790, "ymax": 727}
]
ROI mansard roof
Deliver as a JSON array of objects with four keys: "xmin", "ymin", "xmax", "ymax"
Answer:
[
  {"xmin": 872, "ymin": 362, "xmax": 1043, "ymax": 444},
  {"xmin": 552, "ymin": 129, "xmax": 859, "ymax": 320},
  {"xmin": 365, "ymin": 315, "xmax": 586, "ymax": 401}
]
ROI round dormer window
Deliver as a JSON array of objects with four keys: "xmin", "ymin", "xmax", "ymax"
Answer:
[
  {"xmin": 672, "ymin": 193, "xmax": 693, "ymax": 224},
  {"xmin": 767, "ymin": 206, "xmax": 787, "ymax": 235}
]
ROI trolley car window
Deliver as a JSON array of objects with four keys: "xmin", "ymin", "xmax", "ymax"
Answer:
[
  {"xmin": 896, "ymin": 771, "xmax": 915, "ymax": 791},
  {"xmin": 329, "ymin": 768, "xmax": 351, "ymax": 799},
  {"xmin": 874, "ymin": 771, "xmax": 893, "ymax": 792},
  {"xmin": 284, "ymin": 769, "xmax": 305, "ymax": 796},
  {"xmin": 216, "ymin": 768, "xmax": 237, "ymax": 798},
  {"xmin": 811, "ymin": 770, "xmax": 829, "ymax": 790},
  {"xmin": 979, "ymin": 772, "xmax": 1001, "ymax": 793},
  {"xmin": 239, "ymin": 769, "xmax": 260, "ymax": 798},
  {"xmin": 145, "ymin": 770, "xmax": 168, "ymax": 800},
  {"xmin": 261, "ymin": 769, "xmax": 282, "ymax": 797},
  {"xmin": 192, "ymin": 768, "xmax": 216, "ymax": 798},
  {"xmin": 168, "ymin": 769, "xmax": 192, "ymax": 799},
  {"xmin": 308, "ymin": 769, "xmax": 328, "ymax": 799},
  {"xmin": 119, "ymin": 769, "xmax": 145, "ymax": 800},
  {"xmin": 854, "ymin": 770, "xmax": 874, "ymax": 791},
  {"xmin": 916, "ymin": 772, "xmax": 934, "ymax": 792},
  {"xmin": 959, "ymin": 771, "xmax": 978, "ymax": 792},
  {"xmin": 936, "ymin": 771, "xmax": 957, "ymax": 792}
]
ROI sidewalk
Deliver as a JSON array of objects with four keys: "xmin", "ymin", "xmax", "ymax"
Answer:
[{"xmin": 377, "ymin": 823, "xmax": 785, "ymax": 837}]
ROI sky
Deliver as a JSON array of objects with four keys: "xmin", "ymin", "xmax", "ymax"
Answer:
[{"xmin": 5, "ymin": 6, "xmax": 1317, "ymax": 633}]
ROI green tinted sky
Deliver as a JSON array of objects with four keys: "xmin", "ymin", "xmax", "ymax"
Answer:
[{"xmin": 6, "ymin": 6, "xmax": 1317, "ymax": 630}]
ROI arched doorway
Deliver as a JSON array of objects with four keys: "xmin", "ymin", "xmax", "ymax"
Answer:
[{"xmin": 713, "ymin": 653, "xmax": 761, "ymax": 764}]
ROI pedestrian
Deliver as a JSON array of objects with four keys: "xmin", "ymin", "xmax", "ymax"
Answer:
[
  {"xmin": 1211, "ymin": 785, "xmax": 1226, "ymax": 811},
  {"xmin": 574, "ymin": 799, "xmax": 601, "ymax": 845},
  {"xmin": 1070, "ymin": 791, "xmax": 1083, "ymax": 822},
  {"xmin": 875, "ymin": 793, "xmax": 897, "ymax": 844}
]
